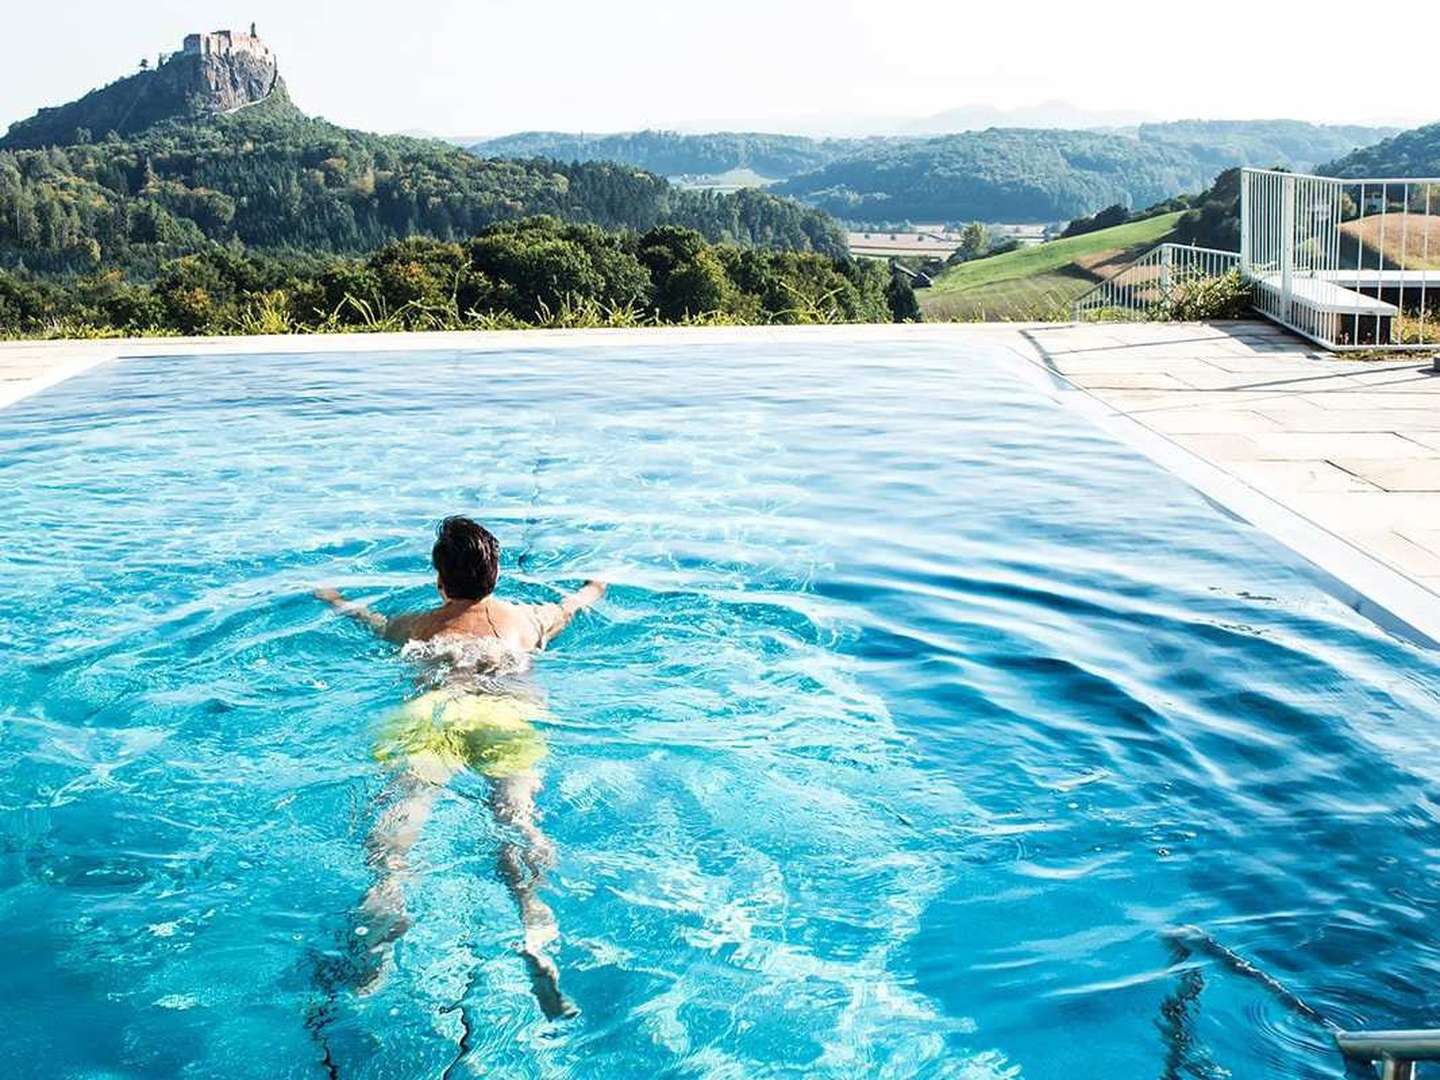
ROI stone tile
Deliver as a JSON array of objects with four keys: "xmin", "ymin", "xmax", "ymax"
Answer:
[
  {"xmin": 1287, "ymin": 491, "xmax": 1440, "ymax": 531},
  {"xmin": 1173, "ymin": 368, "xmax": 1303, "ymax": 391},
  {"xmin": 1249, "ymin": 409, "xmax": 1440, "ymax": 434},
  {"xmin": 1140, "ymin": 409, "xmax": 1283, "ymax": 435},
  {"xmin": 1062, "ymin": 372, "xmax": 1195, "ymax": 391},
  {"xmin": 1246, "ymin": 432, "xmax": 1425, "ymax": 460},
  {"xmin": 1169, "ymin": 433, "xmax": 1266, "ymax": 461},
  {"xmin": 1337, "ymin": 531, "xmax": 1440, "ymax": 580},
  {"xmin": 1330, "ymin": 458, "xmax": 1440, "ymax": 492},
  {"xmin": 1402, "ymin": 432, "xmax": 1440, "ymax": 453},
  {"xmin": 1249, "ymin": 399, "xmax": 1332, "ymax": 423},
  {"xmin": 1055, "ymin": 358, "xmax": 1220, "ymax": 376},
  {"xmin": 1232, "ymin": 460, "xmax": 1382, "ymax": 495},
  {"xmin": 1090, "ymin": 389, "xmax": 1286, "ymax": 412},
  {"xmin": 1301, "ymin": 391, "xmax": 1440, "ymax": 411},
  {"xmin": 1205, "ymin": 357, "xmax": 1328, "ymax": 374},
  {"xmin": 1400, "ymin": 529, "xmax": 1440, "ymax": 558}
]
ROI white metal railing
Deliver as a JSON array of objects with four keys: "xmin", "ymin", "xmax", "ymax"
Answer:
[
  {"xmin": 1072, "ymin": 243, "xmax": 1242, "ymax": 321},
  {"xmin": 1242, "ymin": 168, "xmax": 1440, "ymax": 350}
]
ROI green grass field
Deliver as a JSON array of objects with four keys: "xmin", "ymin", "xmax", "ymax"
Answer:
[{"xmin": 920, "ymin": 211, "xmax": 1183, "ymax": 321}]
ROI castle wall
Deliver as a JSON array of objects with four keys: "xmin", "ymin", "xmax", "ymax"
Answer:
[{"xmin": 179, "ymin": 31, "xmax": 273, "ymax": 65}]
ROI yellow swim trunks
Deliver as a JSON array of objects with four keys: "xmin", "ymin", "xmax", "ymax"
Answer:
[{"xmin": 376, "ymin": 690, "xmax": 547, "ymax": 781}]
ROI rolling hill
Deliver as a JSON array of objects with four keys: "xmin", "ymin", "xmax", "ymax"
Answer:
[
  {"xmin": 1324, "ymin": 121, "xmax": 1440, "ymax": 178},
  {"xmin": 920, "ymin": 212, "xmax": 1184, "ymax": 320},
  {"xmin": 468, "ymin": 131, "xmax": 867, "ymax": 183},
  {"xmin": 775, "ymin": 123, "xmax": 1394, "ymax": 225},
  {"xmin": 468, "ymin": 122, "xmax": 1395, "ymax": 226}
]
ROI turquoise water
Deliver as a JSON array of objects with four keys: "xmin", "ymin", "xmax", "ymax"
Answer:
[{"xmin": 2, "ymin": 338, "xmax": 1439, "ymax": 1079}]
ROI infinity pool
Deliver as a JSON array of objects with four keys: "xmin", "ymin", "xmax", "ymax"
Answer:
[{"xmin": 2, "ymin": 336, "xmax": 1439, "ymax": 1079}]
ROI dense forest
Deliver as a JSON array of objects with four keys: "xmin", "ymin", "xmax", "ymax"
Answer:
[
  {"xmin": 469, "ymin": 131, "xmax": 869, "ymax": 181},
  {"xmin": 1323, "ymin": 121, "xmax": 1440, "ymax": 178},
  {"xmin": 0, "ymin": 89, "xmax": 847, "ymax": 279},
  {"xmin": 773, "ymin": 129, "xmax": 1207, "ymax": 223},
  {"xmin": 0, "ymin": 217, "xmax": 914, "ymax": 337}
]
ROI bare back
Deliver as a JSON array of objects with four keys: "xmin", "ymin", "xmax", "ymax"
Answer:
[
  {"xmin": 317, "ymin": 580, "xmax": 605, "ymax": 658},
  {"xmin": 387, "ymin": 597, "xmax": 567, "ymax": 652}
]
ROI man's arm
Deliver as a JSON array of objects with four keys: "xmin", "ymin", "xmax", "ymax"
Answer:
[
  {"xmin": 530, "ymin": 580, "xmax": 606, "ymax": 649},
  {"xmin": 315, "ymin": 586, "xmax": 390, "ymax": 636}
]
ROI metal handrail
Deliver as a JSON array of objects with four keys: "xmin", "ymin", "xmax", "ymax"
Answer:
[
  {"xmin": 1337, "ymin": 1029, "xmax": 1440, "ymax": 1079},
  {"xmin": 1071, "ymin": 242, "xmax": 1241, "ymax": 320},
  {"xmin": 1246, "ymin": 167, "xmax": 1440, "ymax": 186}
]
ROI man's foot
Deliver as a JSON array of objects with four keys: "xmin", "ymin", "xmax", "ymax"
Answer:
[
  {"xmin": 521, "ymin": 948, "xmax": 580, "ymax": 1021},
  {"xmin": 351, "ymin": 904, "xmax": 411, "ymax": 997}
]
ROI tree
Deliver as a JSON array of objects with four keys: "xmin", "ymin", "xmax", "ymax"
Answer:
[
  {"xmin": 958, "ymin": 221, "xmax": 988, "ymax": 259},
  {"xmin": 885, "ymin": 271, "xmax": 921, "ymax": 322},
  {"xmin": 1060, "ymin": 203, "xmax": 1130, "ymax": 238}
]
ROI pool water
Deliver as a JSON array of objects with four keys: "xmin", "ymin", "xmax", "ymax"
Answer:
[{"xmin": 2, "ymin": 337, "xmax": 1439, "ymax": 1079}]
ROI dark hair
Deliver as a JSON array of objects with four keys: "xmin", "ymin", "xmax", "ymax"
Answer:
[{"xmin": 432, "ymin": 516, "xmax": 500, "ymax": 600}]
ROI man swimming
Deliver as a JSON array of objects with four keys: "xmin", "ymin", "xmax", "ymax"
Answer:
[{"xmin": 317, "ymin": 515, "xmax": 605, "ymax": 1019}]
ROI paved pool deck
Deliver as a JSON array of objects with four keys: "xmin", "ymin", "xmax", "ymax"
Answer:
[
  {"xmin": 1016, "ymin": 321, "xmax": 1439, "ymax": 591},
  {"xmin": 2, "ymin": 321, "xmax": 1437, "ymax": 643}
]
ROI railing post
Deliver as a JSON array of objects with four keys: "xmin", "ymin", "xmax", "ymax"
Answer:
[
  {"xmin": 1161, "ymin": 244, "xmax": 1173, "ymax": 299},
  {"xmin": 1240, "ymin": 170, "xmax": 1252, "ymax": 273},
  {"xmin": 1281, "ymin": 173, "xmax": 1296, "ymax": 317}
]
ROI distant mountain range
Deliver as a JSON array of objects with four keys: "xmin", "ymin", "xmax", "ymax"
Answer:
[
  {"xmin": 883, "ymin": 101, "xmax": 1155, "ymax": 136},
  {"xmin": 647, "ymin": 102, "xmax": 1155, "ymax": 139},
  {"xmin": 471, "ymin": 121, "xmax": 1400, "ymax": 224}
]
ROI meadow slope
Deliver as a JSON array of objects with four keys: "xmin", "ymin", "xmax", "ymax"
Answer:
[{"xmin": 920, "ymin": 212, "xmax": 1183, "ymax": 320}]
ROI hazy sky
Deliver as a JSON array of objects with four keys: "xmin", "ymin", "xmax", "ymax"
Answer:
[{"xmin": 2, "ymin": 1, "xmax": 1434, "ymax": 137}]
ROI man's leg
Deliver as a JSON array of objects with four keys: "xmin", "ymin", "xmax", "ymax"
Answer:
[
  {"xmin": 355, "ymin": 759, "xmax": 451, "ymax": 990},
  {"xmin": 488, "ymin": 771, "xmax": 577, "ymax": 1019}
]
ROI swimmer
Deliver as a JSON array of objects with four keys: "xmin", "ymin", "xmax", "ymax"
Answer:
[{"xmin": 317, "ymin": 515, "xmax": 605, "ymax": 1019}]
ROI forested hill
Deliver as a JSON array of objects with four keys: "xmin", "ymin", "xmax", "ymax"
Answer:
[
  {"xmin": 1, "ymin": 83, "xmax": 845, "ymax": 276},
  {"xmin": 1322, "ymin": 121, "xmax": 1440, "ymax": 178},
  {"xmin": 1137, "ymin": 120, "xmax": 1399, "ymax": 174},
  {"xmin": 772, "ymin": 123, "xmax": 1396, "ymax": 224},
  {"xmin": 469, "ymin": 131, "xmax": 869, "ymax": 180},
  {"xmin": 774, "ymin": 128, "xmax": 1204, "ymax": 223},
  {"xmin": 466, "ymin": 121, "xmax": 1391, "ymax": 226}
]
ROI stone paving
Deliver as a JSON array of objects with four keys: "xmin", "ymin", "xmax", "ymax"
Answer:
[
  {"xmin": 1015, "ymin": 320, "xmax": 1440, "ymax": 599},
  {"xmin": 2, "ymin": 321, "xmax": 1437, "ymax": 631}
]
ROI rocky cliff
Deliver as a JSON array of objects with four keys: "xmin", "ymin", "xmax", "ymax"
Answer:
[{"xmin": 1, "ymin": 39, "xmax": 284, "ymax": 150}]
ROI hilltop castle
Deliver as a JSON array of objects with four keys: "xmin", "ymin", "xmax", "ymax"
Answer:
[
  {"xmin": 1, "ymin": 24, "xmax": 288, "ymax": 149},
  {"xmin": 182, "ymin": 24, "xmax": 272, "ymax": 64}
]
